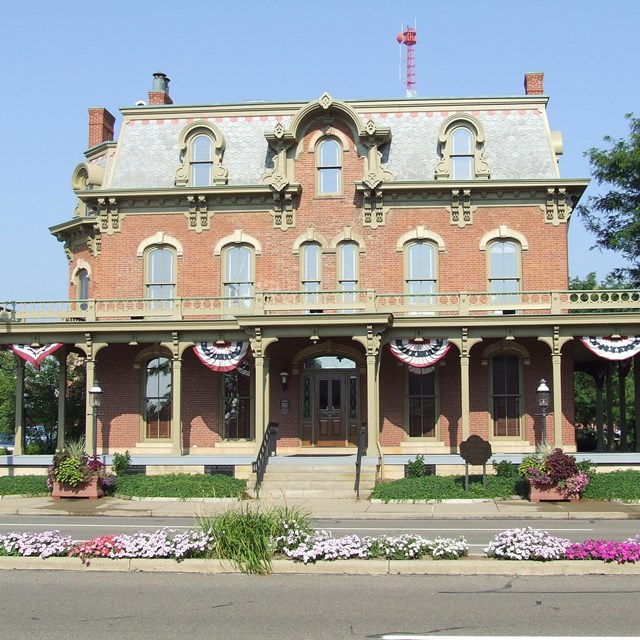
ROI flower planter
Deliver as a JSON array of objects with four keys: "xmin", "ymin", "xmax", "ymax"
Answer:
[
  {"xmin": 528, "ymin": 481, "xmax": 579, "ymax": 503},
  {"xmin": 52, "ymin": 476, "xmax": 103, "ymax": 500}
]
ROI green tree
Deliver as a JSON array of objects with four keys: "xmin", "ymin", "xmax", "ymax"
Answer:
[
  {"xmin": 0, "ymin": 351, "xmax": 16, "ymax": 435},
  {"xmin": 578, "ymin": 114, "xmax": 640, "ymax": 284}
]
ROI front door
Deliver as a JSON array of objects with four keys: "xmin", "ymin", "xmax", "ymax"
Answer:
[{"xmin": 317, "ymin": 374, "xmax": 345, "ymax": 446}]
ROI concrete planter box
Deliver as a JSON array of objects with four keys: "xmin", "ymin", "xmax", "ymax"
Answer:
[
  {"xmin": 52, "ymin": 476, "xmax": 103, "ymax": 500},
  {"xmin": 528, "ymin": 481, "xmax": 578, "ymax": 503}
]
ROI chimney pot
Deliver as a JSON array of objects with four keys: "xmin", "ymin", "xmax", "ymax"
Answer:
[{"xmin": 148, "ymin": 72, "xmax": 173, "ymax": 105}]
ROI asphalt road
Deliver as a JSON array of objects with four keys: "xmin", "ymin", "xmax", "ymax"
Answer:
[
  {"xmin": 0, "ymin": 572, "xmax": 638, "ymax": 639},
  {"xmin": 0, "ymin": 515, "xmax": 637, "ymax": 549}
]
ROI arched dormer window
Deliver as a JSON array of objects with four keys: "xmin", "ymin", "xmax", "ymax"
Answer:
[
  {"xmin": 174, "ymin": 122, "xmax": 228, "ymax": 187},
  {"xmin": 191, "ymin": 134, "xmax": 213, "ymax": 186},
  {"xmin": 435, "ymin": 114, "xmax": 490, "ymax": 180},
  {"xmin": 317, "ymin": 138, "xmax": 342, "ymax": 195}
]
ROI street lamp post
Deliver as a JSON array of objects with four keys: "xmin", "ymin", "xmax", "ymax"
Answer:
[
  {"xmin": 89, "ymin": 380, "xmax": 103, "ymax": 457},
  {"xmin": 536, "ymin": 378, "xmax": 550, "ymax": 444}
]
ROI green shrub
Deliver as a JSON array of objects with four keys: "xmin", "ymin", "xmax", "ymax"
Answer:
[
  {"xmin": 492, "ymin": 460, "xmax": 519, "ymax": 478},
  {"xmin": 112, "ymin": 450, "xmax": 131, "ymax": 476},
  {"xmin": 370, "ymin": 474, "xmax": 528, "ymax": 502},
  {"xmin": 582, "ymin": 470, "xmax": 640, "ymax": 501},
  {"xmin": 115, "ymin": 473, "xmax": 247, "ymax": 499},
  {"xmin": 0, "ymin": 475, "xmax": 48, "ymax": 496},
  {"xmin": 405, "ymin": 454, "xmax": 427, "ymax": 478}
]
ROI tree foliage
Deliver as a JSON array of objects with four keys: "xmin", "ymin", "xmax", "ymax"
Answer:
[{"xmin": 578, "ymin": 114, "xmax": 640, "ymax": 284}]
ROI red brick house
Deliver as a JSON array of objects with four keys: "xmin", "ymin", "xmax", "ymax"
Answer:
[{"xmin": 3, "ymin": 71, "xmax": 637, "ymax": 487}]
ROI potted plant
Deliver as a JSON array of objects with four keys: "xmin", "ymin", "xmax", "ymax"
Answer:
[
  {"xmin": 518, "ymin": 446, "xmax": 591, "ymax": 502},
  {"xmin": 48, "ymin": 438, "xmax": 112, "ymax": 500}
]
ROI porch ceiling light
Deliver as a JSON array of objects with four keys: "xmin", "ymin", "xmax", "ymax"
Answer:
[{"xmin": 280, "ymin": 371, "xmax": 289, "ymax": 390}]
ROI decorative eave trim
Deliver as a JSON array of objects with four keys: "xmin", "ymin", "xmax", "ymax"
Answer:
[
  {"xmin": 84, "ymin": 141, "xmax": 117, "ymax": 160},
  {"xmin": 49, "ymin": 218, "xmax": 97, "ymax": 238}
]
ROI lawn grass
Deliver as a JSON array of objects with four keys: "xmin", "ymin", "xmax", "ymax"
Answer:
[
  {"xmin": 114, "ymin": 473, "xmax": 248, "ymax": 499},
  {"xmin": 0, "ymin": 475, "xmax": 48, "ymax": 496},
  {"xmin": 370, "ymin": 470, "xmax": 640, "ymax": 502}
]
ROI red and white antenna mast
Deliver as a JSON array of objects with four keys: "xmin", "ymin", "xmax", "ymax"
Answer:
[{"xmin": 397, "ymin": 23, "xmax": 417, "ymax": 98}]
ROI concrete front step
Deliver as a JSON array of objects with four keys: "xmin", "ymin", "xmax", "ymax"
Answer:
[{"xmin": 256, "ymin": 488, "xmax": 370, "ymax": 499}]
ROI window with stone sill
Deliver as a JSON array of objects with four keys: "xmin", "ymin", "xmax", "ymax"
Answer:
[
  {"xmin": 488, "ymin": 239, "xmax": 521, "ymax": 310},
  {"xmin": 405, "ymin": 241, "xmax": 437, "ymax": 307},
  {"xmin": 338, "ymin": 241, "xmax": 358, "ymax": 310},
  {"xmin": 223, "ymin": 244, "xmax": 254, "ymax": 309},
  {"xmin": 145, "ymin": 246, "xmax": 176, "ymax": 311},
  {"xmin": 301, "ymin": 242, "xmax": 321, "ymax": 308}
]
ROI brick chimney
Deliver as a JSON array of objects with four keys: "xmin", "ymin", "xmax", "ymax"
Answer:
[
  {"xmin": 524, "ymin": 72, "xmax": 544, "ymax": 95},
  {"xmin": 148, "ymin": 72, "xmax": 173, "ymax": 105},
  {"xmin": 88, "ymin": 107, "xmax": 116, "ymax": 148}
]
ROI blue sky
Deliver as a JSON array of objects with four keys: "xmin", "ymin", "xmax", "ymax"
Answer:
[{"xmin": 0, "ymin": 0, "xmax": 637, "ymax": 300}]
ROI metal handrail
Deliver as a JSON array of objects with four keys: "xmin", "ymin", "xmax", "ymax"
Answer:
[
  {"xmin": 354, "ymin": 423, "xmax": 367, "ymax": 499},
  {"xmin": 251, "ymin": 421, "xmax": 278, "ymax": 496}
]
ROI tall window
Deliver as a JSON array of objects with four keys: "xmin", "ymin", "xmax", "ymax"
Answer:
[
  {"xmin": 338, "ymin": 241, "xmax": 358, "ymax": 309},
  {"xmin": 450, "ymin": 127, "xmax": 474, "ymax": 179},
  {"xmin": 407, "ymin": 368, "xmax": 437, "ymax": 438},
  {"xmin": 224, "ymin": 368, "xmax": 252, "ymax": 439},
  {"xmin": 491, "ymin": 354, "xmax": 521, "ymax": 437},
  {"xmin": 301, "ymin": 242, "xmax": 321, "ymax": 305},
  {"xmin": 406, "ymin": 242, "xmax": 437, "ymax": 306},
  {"xmin": 144, "ymin": 356, "xmax": 172, "ymax": 439},
  {"xmin": 77, "ymin": 268, "xmax": 89, "ymax": 311},
  {"xmin": 191, "ymin": 134, "xmax": 213, "ymax": 187},
  {"xmin": 489, "ymin": 240, "xmax": 520, "ymax": 306},
  {"xmin": 317, "ymin": 138, "xmax": 342, "ymax": 194},
  {"xmin": 223, "ymin": 245, "xmax": 253, "ymax": 307},
  {"xmin": 146, "ymin": 246, "xmax": 176, "ymax": 310}
]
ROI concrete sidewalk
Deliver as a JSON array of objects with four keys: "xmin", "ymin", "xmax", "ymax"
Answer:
[{"xmin": 0, "ymin": 494, "xmax": 639, "ymax": 520}]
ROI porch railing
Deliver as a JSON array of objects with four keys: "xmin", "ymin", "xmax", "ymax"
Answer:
[
  {"xmin": 354, "ymin": 423, "xmax": 367, "ymax": 499},
  {"xmin": 1, "ymin": 288, "xmax": 640, "ymax": 324},
  {"xmin": 252, "ymin": 421, "xmax": 278, "ymax": 497}
]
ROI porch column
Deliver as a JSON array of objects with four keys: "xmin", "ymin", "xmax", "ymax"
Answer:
[
  {"xmin": 170, "ymin": 357, "xmax": 182, "ymax": 455},
  {"xmin": 13, "ymin": 359, "xmax": 25, "ymax": 455},
  {"xmin": 85, "ymin": 358, "xmax": 97, "ymax": 455},
  {"xmin": 56, "ymin": 352, "xmax": 67, "ymax": 451},
  {"xmin": 635, "ymin": 356, "xmax": 640, "ymax": 452},
  {"xmin": 619, "ymin": 360, "xmax": 630, "ymax": 452},
  {"xmin": 365, "ymin": 354, "xmax": 379, "ymax": 454},
  {"xmin": 551, "ymin": 352, "xmax": 563, "ymax": 447},
  {"xmin": 606, "ymin": 364, "xmax": 614, "ymax": 450},
  {"xmin": 254, "ymin": 355, "xmax": 266, "ymax": 444},
  {"xmin": 595, "ymin": 366, "xmax": 605, "ymax": 451},
  {"xmin": 460, "ymin": 352, "xmax": 470, "ymax": 441}
]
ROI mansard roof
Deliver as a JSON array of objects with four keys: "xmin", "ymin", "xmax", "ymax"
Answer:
[{"xmin": 94, "ymin": 93, "xmax": 562, "ymax": 190}]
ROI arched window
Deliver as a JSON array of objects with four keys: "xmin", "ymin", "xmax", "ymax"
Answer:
[
  {"xmin": 317, "ymin": 138, "xmax": 342, "ymax": 194},
  {"xmin": 223, "ymin": 367, "xmax": 252, "ymax": 440},
  {"xmin": 191, "ymin": 134, "xmax": 213, "ymax": 186},
  {"xmin": 489, "ymin": 239, "xmax": 521, "ymax": 307},
  {"xmin": 407, "ymin": 368, "xmax": 438, "ymax": 438},
  {"xmin": 145, "ymin": 246, "xmax": 176, "ymax": 310},
  {"xmin": 405, "ymin": 241, "xmax": 437, "ymax": 305},
  {"xmin": 223, "ymin": 245, "xmax": 254, "ymax": 308},
  {"xmin": 435, "ymin": 115, "xmax": 490, "ymax": 180},
  {"xmin": 144, "ymin": 356, "xmax": 172, "ymax": 440},
  {"xmin": 490, "ymin": 354, "xmax": 522, "ymax": 438},
  {"xmin": 338, "ymin": 241, "xmax": 358, "ymax": 309},
  {"xmin": 301, "ymin": 242, "xmax": 321, "ymax": 304},
  {"xmin": 450, "ymin": 127, "xmax": 474, "ymax": 180}
]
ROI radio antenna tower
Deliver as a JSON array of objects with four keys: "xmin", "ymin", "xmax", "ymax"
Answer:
[{"xmin": 397, "ymin": 23, "xmax": 417, "ymax": 98}]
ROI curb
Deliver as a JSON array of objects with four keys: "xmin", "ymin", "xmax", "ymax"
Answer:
[{"xmin": 1, "ymin": 556, "xmax": 639, "ymax": 576}]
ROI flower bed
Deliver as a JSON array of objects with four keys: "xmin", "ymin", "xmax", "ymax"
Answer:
[{"xmin": 1, "ymin": 524, "xmax": 639, "ymax": 571}]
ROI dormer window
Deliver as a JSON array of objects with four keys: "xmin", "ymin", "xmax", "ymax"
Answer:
[
  {"xmin": 435, "ymin": 114, "xmax": 490, "ymax": 180},
  {"xmin": 450, "ymin": 127, "xmax": 474, "ymax": 180},
  {"xmin": 191, "ymin": 134, "xmax": 213, "ymax": 186},
  {"xmin": 317, "ymin": 138, "xmax": 342, "ymax": 195}
]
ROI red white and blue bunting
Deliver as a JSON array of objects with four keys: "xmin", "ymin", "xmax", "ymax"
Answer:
[
  {"xmin": 9, "ymin": 343, "xmax": 64, "ymax": 370},
  {"xmin": 193, "ymin": 342, "xmax": 249, "ymax": 372},
  {"xmin": 389, "ymin": 339, "xmax": 450, "ymax": 368},
  {"xmin": 580, "ymin": 336, "xmax": 640, "ymax": 362}
]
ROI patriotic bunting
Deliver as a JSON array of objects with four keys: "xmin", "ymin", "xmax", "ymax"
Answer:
[
  {"xmin": 389, "ymin": 339, "xmax": 450, "ymax": 368},
  {"xmin": 193, "ymin": 342, "xmax": 249, "ymax": 372},
  {"xmin": 9, "ymin": 344, "xmax": 64, "ymax": 370},
  {"xmin": 580, "ymin": 336, "xmax": 640, "ymax": 362}
]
